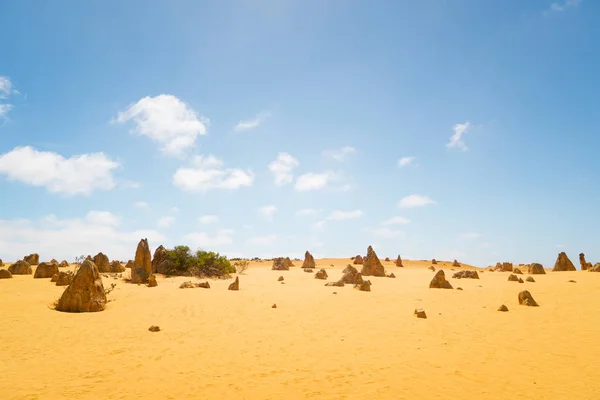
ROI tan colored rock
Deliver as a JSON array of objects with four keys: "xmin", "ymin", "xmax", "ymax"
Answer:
[
  {"xmin": 148, "ymin": 325, "xmax": 160, "ymax": 332},
  {"xmin": 325, "ymin": 280, "xmax": 345, "ymax": 287},
  {"xmin": 354, "ymin": 272, "xmax": 364, "ymax": 285},
  {"xmin": 92, "ymin": 252, "xmax": 110, "ymax": 273},
  {"xmin": 0, "ymin": 258, "xmax": 3, "ymax": 267},
  {"xmin": 314, "ymin": 269, "xmax": 328, "ymax": 280},
  {"xmin": 59, "ymin": 260, "xmax": 69, "ymax": 268},
  {"xmin": 272, "ymin": 257, "xmax": 291, "ymax": 271},
  {"xmin": 428, "ymin": 266, "xmax": 436, "ymax": 271},
  {"xmin": 8, "ymin": 260, "xmax": 32, "ymax": 275},
  {"xmin": 589, "ymin": 263, "xmax": 600, "ymax": 272},
  {"xmin": 526, "ymin": 276, "xmax": 535, "ymax": 282},
  {"xmin": 278, "ymin": 276, "xmax": 284, "ymax": 282},
  {"xmin": 452, "ymin": 259, "xmax": 460, "ymax": 267},
  {"xmin": 432, "ymin": 259, "xmax": 437, "ymax": 265},
  {"xmin": 56, "ymin": 271, "xmax": 73, "ymax": 286},
  {"xmin": 284, "ymin": 257, "xmax": 294, "ymax": 268},
  {"xmin": 384, "ymin": 257, "xmax": 390, "ymax": 262},
  {"xmin": 414, "ymin": 309, "xmax": 427, "ymax": 318},
  {"xmin": 147, "ymin": 275, "xmax": 158, "ymax": 287},
  {"xmin": 355, "ymin": 280, "xmax": 371, "ymax": 291},
  {"xmin": 361, "ymin": 246, "xmax": 385, "ymax": 277},
  {"xmin": 518, "ymin": 290, "xmax": 539, "ymax": 307},
  {"xmin": 528, "ymin": 263, "xmax": 546, "ymax": 274},
  {"xmin": 513, "ymin": 268, "xmax": 523, "ymax": 275},
  {"xmin": 152, "ymin": 245, "xmax": 169, "ymax": 274},
  {"xmin": 498, "ymin": 304, "xmax": 509, "ymax": 312},
  {"xmin": 56, "ymin": 260, "xmax": 106, "ymax": 313},
  {"xmin": 340, "ymin": 265, "xmax": 359, "ymax": 284},
  {"xmin": 110, "ymin": 260, "xmax": 125, "ymax": 273},
  {"xmin": 501, "ymin": 262, "xmax": 513, "ymax": 272},
  {"xmin": 131, "ymin": 239, "xmax": 152, "ymax": 284},
  {"xmin": 34, "ymin": 262, "xmax": 59, "ymax": 279},
  {"xmin": 395, "ymin": 255, "xmax": 403, "ymax": 267},
  {"xmin": 508, "ymin": 274, "xmax": 520, "ymax": 282},
  {"xmin": 125, "ymin": 260, "xmax": 134, "ymax": 269},
  {"xmin": 0, "ymin": 269, "xmax": 12, "ymax": 279},
  {"xmin": 24, "ymin": 253, "xmax": 39, "ymax": 265},
  {"xmin": 387, "ymin": 273, "xmax": 396, "ymax": 278},
  {"xmin": 228, "ymin": 276, "xmax": 239, "ymax": 291},
  {"xmin": 51, "ymin": 274, "xmax": 58, "ymax": 282},
  {"xmin": 353, "ymin": 255, "xmax": 364, "ymax": 265},
  {"xmin": 553, "ymin": 252, "xmax": 576, "ymax": 272},
  {"xmin": 301, "ymin": 251, "xmax": 316, "ymax": 269},
  {"xmin": 577, "ymin": 254, "xmax": 592, "ymax": 270},
  {"xmin": 429, "ymin": 270, "xmax": 453, "ymax": 289},
  {"xmin": 452, "ymin": 270, "xmax": 479, "ymax": 279}
]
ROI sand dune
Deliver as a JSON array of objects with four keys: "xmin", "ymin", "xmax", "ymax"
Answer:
[{"xmin": 1, "ymin": 258, "xmax": 600, "ymax": 399}]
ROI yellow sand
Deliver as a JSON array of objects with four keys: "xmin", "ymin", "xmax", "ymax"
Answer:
[{"xmin": 1, "ymin": 259, "xmax": 600, "ymax": 400}]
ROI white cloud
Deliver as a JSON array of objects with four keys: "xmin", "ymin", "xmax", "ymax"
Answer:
[
  {"xmin": 0, "ymin": 213, "xmax": 165, "ymax": 262},
  {"xmin": 113, "ymin": 94, "xmax": 208, "ymax": 157},
  {"xmin": 184, "ymin": 229, "xmax": 234, "ymax": 248},
  {"xmin": 259, "ymin": 205, "xmax": 277, "ymax": 220},
  {"xmin": 547, "ymin": 0, "xmax": 580, "ymax": 13},
  {"xmin": 86, "ymin": 211, "xmax": 120, "ymax": 227},
  {"xmin": 173, "ymin": 154, "xmax": 254, "ymax": 192},
  {"xmin": 461, "ymin": 232, "xmax": 481, "ymax": 239},
  {"xmin": 268, "ymin": 152, "xmax": 299, "ymax": 185},
  {"xmin": 0, "ymin": 76, "xmax": 12, "ymax": 99},
  {"xmin": 133, "ymin": 201, "xmax": 151, "ymax": 211},
  {"xmin": 157, "ymin": 216, "xmax": 175, "ymax": 228},
  {"xmin": 367, "ymin": 227, "xmax": 405, "ymax": 239},
  {"xmin": 246, "ymin": 234, "xmax": 278, "ymax": 246},
  {"xmin": 0, "ymin": 104, "xmax": 12, "ymax": 120},
  {"xmin": 322, "ymin": 146, "xmax": 356, "ymax": 162},
  {"xmin": 295, "ymin": 171, "xmax": 336, "ymax": 192},
  {"xmin": 296, "ymin": 208, "xmax": 320, "ymax": 217},
  {"xmin": 398, "ymin": 194, "xmax": 436, "ymax": 208},
  {"xmin": 397, "ymin": 156, "xmax": 416, "ymax": 168},
  {"xmin": 170, "ymin": 206, "xmax": 180, "ymax": 213},
  {"xmin": 0, "ymin": 146, "xmax": 119, "ymax": 196},
  {"xmin": 447, "ymin": 122, "xmax": 472, "ymax": 151},
  {"xmin": 234, "ymin": 111, "xmax": 270, "ymax": 132},
  {"xmin": 381, "ymin": 216, "xmax": 410, "ymax": 225},
  {"xmin": 314, "ymin": 209, "xmax": 364, "ymax": 229},
  {"xmin": 120, "ymin": 180, "xmax": 141, "ymax": 189},
  {"xmin": 198, "ymin": 215, "xmax": 219, "ymax": 224}
]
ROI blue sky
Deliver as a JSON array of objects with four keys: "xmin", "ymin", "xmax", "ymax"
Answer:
[{"xmin": 0, "ymin": 0, "xmax": 598, "ymax": 267}]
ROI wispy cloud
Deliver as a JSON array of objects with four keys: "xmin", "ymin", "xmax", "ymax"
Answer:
[
  {"xmin": 397, "ymin": 156, "xmax": 416, "ymax": 168},
  {"xmin": 366, "ymin": 227, "xmax": 405, "ymax": 239},
  {"xmin": 461, "ymin": 232, "xmax": 481, "ymax": 239},
  {"xmin": 381, "ymin": 216, "xmax": 410, "ymax": 225},
  {"xmin": 172, "ymin": 154, "xmax": 254, "ymax": 192},
  {"xmin": 545, "ymin": 0, "xmax": 581, "ymax": 14},
  {"xmin": 0, "ymin": 76, "xmax": 18, "ymax": 122},
  {"xmin": 314, "ymin": 209, "xmax": 364, "ymax": 229},
  {"xmin": 157, "ymin": 216, "xmax": 175, "ymax": 228},
  {"xmin": 133, "ymin": 201, "xmax": 151, "ymax": 211},
  {"xmin": 184, "ymin": 229, "xmax": 234, "ymax": 248},
  {"xmin": 295, "ymin": 171, "xmax": 337, "ymax": 192},
  {"xmin": 246, "ymin": 234, "xmax": 278, "ymax": 246},
  {"xmin": 259, "ymin": 205, "xmax": 277, "ymax": 220},
  {"xmin": 397, "ymin": 194, "xmax": 436, "ymax": 208},
  {"xmin": 296, "ymin": 208, "xmax": 321, "ymax": 217},
  {"xmin": 268, "ymin": 152, "xmax": 299, "ymax": 185},
  {"xmin": 447, "ymin": 122, "xmax": 472, "ymax": 151},
  {"xmin": 322, "ymin": 146, "xmax": 356, "ymax": 162},
  {"xmin": 234, "ymin": 111, "xmax": 270, "ymax": 132},
  {"xmin": 198, "ymin": 215, "xmax": 219, "ymax": 224}
]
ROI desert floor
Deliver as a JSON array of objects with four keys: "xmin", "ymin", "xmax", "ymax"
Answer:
[{"xmin": 1, "ymin": 258, "xmax": 599, "ymax": 400}]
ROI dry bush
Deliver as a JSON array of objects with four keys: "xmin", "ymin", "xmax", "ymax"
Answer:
[{"xmin": 234, "ymin": 260, "xmax": 250, "ymax": 275}]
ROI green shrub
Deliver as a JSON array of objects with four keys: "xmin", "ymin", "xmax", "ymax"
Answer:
[{"xmin": 163, "ymin": 246, "xmax": 234, "ymax": 277}]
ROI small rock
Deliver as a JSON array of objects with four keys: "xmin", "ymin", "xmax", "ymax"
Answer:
[
  {"xmin": 355, "ymin": 280, "xmax": 371, "ymax": 292},
  {"xmin": 333, "ymin": 292, "xmax": 337, "ymax": 295},
  {"xmin": 387, "ymin": 273, "xmax": 396, "ymax": 278},
  {"xmin": 272, "ymin": 304, "xmax": 277, "ymax": 308},
  {"xmin": 314, "ymin": 269, "xmax": 328, "ymax": 280},
  {"xmin": 147, "ymin": 274, "xmax": 158, "ymax": 287},
  {"xmin": 278, "ymin": 276, "xmax": 284, "ymax": 281},
  {"xmin": 148, "ymin": 325, "xmax": 160, "ymax": 332},
  {"xmin": 414, "ymin": 309, "xmax": 427, "ymax": 319},
  {"xmin": 0, "ymin": 269, "xmax": 12, "ymax": 279},
  {"xmin": 513, "ymin": 268, "xmax": 523, "ymax": 275},
  {"xmin": 526, "ymin": 276, "xmax": 535, "ymax": 282},
  {"xmin": 228, "ymin": 276, "xmax": 239, "ymax": 291},
  {"xmin": 568, "ymin": 280, "xmax": 577, "ymax": 283},
  {"xmin": 428, "ymin": 266, "xmax": 436, "ymax": 271},
  {"xmin": 456, "ymin": 287, "xmax": 463, "ymax": 291},
  {"xmin": 508, "ymin": 274, "xmax": 520, "ymax": 282},
  {"xmin": 429, "ymin": 270, "xmax": 453, "ymax": 289},
  {"xmin": 50, "ymin": 274, "xmax": 59, "ymax": 283},
  {"xmin": 518, "ymin": 290, "xmax": 539, "ymax": 307},
  {"xmin": 498, "ymin": 304, "xmax": 509, "ymax": 312}
]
